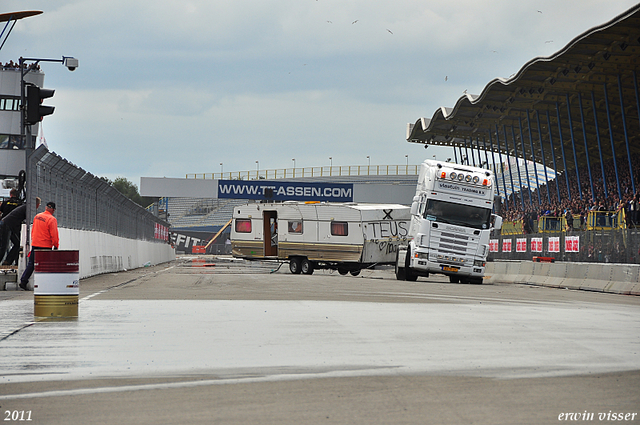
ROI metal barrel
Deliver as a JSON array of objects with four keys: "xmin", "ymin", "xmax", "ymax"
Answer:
[{"xmin": 33, "ymin": 250, "xmax": 80, "ymax": 319}]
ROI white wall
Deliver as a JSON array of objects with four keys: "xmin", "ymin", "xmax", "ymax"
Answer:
[{"xmin": 19, "ymin": 227, "xmax": 175, "ymax": 280}]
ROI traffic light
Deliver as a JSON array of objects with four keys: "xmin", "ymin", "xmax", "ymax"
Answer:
[{"xmin": 26, "ymin": 85, "xmax": 55, "ymax": 125}]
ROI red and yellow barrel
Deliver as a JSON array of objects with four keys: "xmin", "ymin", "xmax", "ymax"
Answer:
[{"xmin": 33, "ymin": 250, "xmax": 80, "ymax": 319}]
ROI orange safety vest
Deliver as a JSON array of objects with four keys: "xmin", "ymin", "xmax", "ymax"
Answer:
[{"xmin": 31, "ymin": 210, "xmax": 59, "ymax": 249}]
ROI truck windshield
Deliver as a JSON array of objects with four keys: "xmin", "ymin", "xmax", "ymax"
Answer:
[{"xmin": 423, "ymin": 199, "xmax": 491, "ymax": 229}]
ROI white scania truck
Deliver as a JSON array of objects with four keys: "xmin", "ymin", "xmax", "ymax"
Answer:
[{"xmin": 395, "ymin": 159, "xmax": 502, "ymax": 284}]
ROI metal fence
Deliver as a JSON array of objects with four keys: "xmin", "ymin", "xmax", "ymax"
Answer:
[
  {"xmin": 26, "ymin": 145, "xmax": 169, "ymax": 241},
  {"xmin": 489, "ymin": 230, "xmax": 640, "ymax": 264},
  {"xmin": 186, "ymin": 164, "xmax": 420, "ymax": 180}
]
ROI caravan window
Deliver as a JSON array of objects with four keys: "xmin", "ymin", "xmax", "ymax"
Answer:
[
  {"xmin": 235, "ymin": 219, "xmax": 252, "ymax": 233},
  {"xmin": 331, "ymin": 221, "xmax": 348, "ymax": 236},
  {"xmin": 288, "ymin": 221, "xmax": 303, "ymax": 234}
]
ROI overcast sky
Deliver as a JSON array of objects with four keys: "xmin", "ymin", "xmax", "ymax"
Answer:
[{"xmin": 2, "ymin": 0, "xmax": 638, "ymax": 186}]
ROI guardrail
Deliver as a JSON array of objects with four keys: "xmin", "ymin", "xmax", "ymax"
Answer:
[
  {"xmin": 186, "ymin": 164, "xmax": 420, "ymax": 180},
  {"xmin": 501, "ymin": 210, "xmax": 630, "ymax": 235}
]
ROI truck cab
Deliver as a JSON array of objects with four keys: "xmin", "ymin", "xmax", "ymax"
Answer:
[{"xmin": 396, "ymin": 160, "xmax": 502, "ymax": 284}]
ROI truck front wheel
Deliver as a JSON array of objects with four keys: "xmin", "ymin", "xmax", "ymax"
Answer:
[
  {"xmin": 395, "ymin": 251, "xmax": 406, "ymax": 280},
  {"xmin": 404, "ymin": 247, "xmax": 418, "ymax": 281}
]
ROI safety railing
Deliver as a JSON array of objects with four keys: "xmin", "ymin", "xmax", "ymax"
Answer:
[
  {"xmin": 501, "ymin": 210, "xmax": 630, "ymax": 235},
  {"xmin": 587, "ymin": 210, "xmax": 626, "ymax": 230},
  {"xmin": 186, "ymin": 164, "xmax": 420, "ymax": 180}
]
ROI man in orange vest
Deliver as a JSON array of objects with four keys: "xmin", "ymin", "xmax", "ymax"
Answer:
[{"xmin": 20, "ymin": 201, "xmax": 59, "ymax": 291}]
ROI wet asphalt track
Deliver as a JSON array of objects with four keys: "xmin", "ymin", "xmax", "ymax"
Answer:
[{"xmin": 1, "ymin": 257, "xmax": 639, "ymax": 424}]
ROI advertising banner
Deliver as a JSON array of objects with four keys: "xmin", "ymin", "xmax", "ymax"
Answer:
[
  {"xmin": 502, "ymin": 239, "xmax": 512, "ymax": 252},
  {"xmin": 548, "ymin": 236, "xmax": 560, "ymax": 253},
  {"xmin": 489, "ymin": 239, "xmax": 499, "ymax": 252},
  {"xmin": 217, "ymin": 180, "xmax": 353, "ymax": 202},
  {"xmin": 565, "ymin": 235, "xmax": 580, "ymax": 252},
  {"xmin": 531, "ymin": 237, "xmax": 543, "ymax": 253}
]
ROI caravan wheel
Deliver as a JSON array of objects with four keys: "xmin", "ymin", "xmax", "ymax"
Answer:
[
  {"xmin": 301, "ymin": 258, "xmax": 314, "ymax": 275},
  {"xmin": 289, "ymin": 258, "xmax": 302, "ymax": 274}
]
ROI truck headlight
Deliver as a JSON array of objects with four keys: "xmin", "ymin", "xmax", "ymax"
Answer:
[{"xmin": 474, "ymin": 260, "xmax": 486, "ymax": 267}]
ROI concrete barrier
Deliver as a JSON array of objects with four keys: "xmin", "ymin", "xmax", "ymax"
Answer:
[
  {"xmin": 12, "ymin": 228, "xmax": 176, "ymax": 288},
  {"xmin": 486, "ymin": 261, "xmax": 640, "ymax": 295}
]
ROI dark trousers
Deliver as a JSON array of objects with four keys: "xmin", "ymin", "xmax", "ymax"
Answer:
[
  {"xmin": 3, "ymin": 225, "xmax": 20, "ymax": 265},
  {"xmin": 0, "ymin": 222, "xmax": 8, "ymax": 263},
  {"xmin": 20, "ymin": 247, "xmax": 50, "ymax": 285}
]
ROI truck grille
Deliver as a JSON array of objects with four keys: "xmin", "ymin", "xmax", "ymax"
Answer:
[{"xmin": 429, "ymin": 229, "xmax": 480, "ymax": 266}]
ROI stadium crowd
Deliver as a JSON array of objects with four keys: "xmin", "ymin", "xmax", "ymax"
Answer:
[{"xmin": 500, "ymin": 153, "xmax": 640, "ymax": 232}]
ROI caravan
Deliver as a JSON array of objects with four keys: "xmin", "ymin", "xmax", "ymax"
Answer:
[{"xmin": 231, "ymin": 202, "xmax": 410, "ymax": 275}]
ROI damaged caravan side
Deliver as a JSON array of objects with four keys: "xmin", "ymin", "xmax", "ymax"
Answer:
[{"xmin": 231, "ymin": 202, "xmax": 410, "ymax": 275}]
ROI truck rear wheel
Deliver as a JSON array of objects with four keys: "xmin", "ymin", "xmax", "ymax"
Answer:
[
  {"xmin": 349, "ymin": 269, "xmax": 360, "ymax": 276},
  {"xmin": 289, "ymin": 257, "xmax": 302, "ymax": 274},
  {"xmin": 301, "ymin": 258, "xmax": 314, "ymax": 275}
]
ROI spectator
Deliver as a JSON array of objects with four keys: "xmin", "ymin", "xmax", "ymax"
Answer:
[{"xmin": 19, "ymin": 201, "xmax": 58, "ymax": 291}]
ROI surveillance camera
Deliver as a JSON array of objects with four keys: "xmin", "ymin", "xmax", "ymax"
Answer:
[{"xmin": 64, "ymin": 57, "xmax": 78, "ymax": 71}]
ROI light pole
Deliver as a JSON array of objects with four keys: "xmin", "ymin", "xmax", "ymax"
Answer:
[
  {"xmin": 19, "ymin": 55, "xmax": 78, "ymax": 224},
  {"xmin": 292, "ymin": 158, "xmax": 296, "ymax": 177},
  {"xmin": 366, "ymin": 156, "xmax": 370, "ymax": 166},
  {"xmin": 219, "ymin": 162, "xmax": 223, "ymax": 177},
  {"xmin": 405, "ymin": 155, "xmax": 408, "ymax": 166}
]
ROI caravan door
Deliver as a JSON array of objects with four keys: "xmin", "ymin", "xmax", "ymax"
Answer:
[{"xmin": 263, "ymin": 211, "xmax": 278, "ymax": 257}]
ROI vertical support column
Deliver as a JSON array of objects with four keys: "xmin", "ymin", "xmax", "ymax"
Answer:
[
  {"xmin": 578, "ymin": 93, "xmax": 595, "ymax": 202},
  {"xmin": 488, "ymin": 132, "xmax": 501, "ymax": 198},
  {"xmin": 618, "ymin": 74, "xmax": 635, "ymax": 195},
  {"xmin": 526, "ymin": 111, "xmax": 541, "ymax": 205},
  {"xmin": 453, "ymin": 144, "xmax": 459, "ymax": 164},
  {"xmin": 507, "ymin": 125, "xmax": 524, "ymax": 211},
  {"xmin": 546, "ymin": 110, "xmax": 562, "ymax": 203},
  {"xmin": 501, "ymin": 125, "xmax": 516, "ymax": 209},
  {"xmin": 482, "ymin": 136, "xmax": 490, "ymax": 171},
  {"xmin": 565, "ymin": 94, "xmax": 582, "ymax": 201},
  {"xmin": 591, "ymin": 91, "xmax": 608, "ymax": 200},
  {"xmin": 518, "ymin": 117, "xmax": 533, "ymax": 205},
  {"xmin": 535, "ymin": 110, "xmax": 551, "ymax": 205},
  {"xmin": 603, "ymin": 83, "xmax": 622, "ymax": 200},
  {"xmin": 555, "ymin": 102, "xmax": 571, "ymax": 201},
  {"xmin": 494, "ymin": 126, "xmax": 510, "ymax": 210},
  {"xmin": 464, "ymin": 138, "xmax": 470, "ymax": 166}
]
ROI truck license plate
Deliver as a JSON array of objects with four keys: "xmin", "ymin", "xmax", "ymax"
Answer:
[{"xmin": 442, "ymin": 266, "xmax": 459, "ymax": 272}]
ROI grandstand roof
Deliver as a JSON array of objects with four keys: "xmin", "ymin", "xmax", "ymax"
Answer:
[{"xmin": 407, "ymin": 4, "xmax": 640, "ymax": 173}]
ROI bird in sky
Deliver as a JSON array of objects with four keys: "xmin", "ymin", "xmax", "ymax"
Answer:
[
  {"xmin": 352, "ymin": 20, "xmax": 359, "ymax": 24},
  {"xmin": 387, "ymin": 29, "xmax": 393, "ymax": 34}
]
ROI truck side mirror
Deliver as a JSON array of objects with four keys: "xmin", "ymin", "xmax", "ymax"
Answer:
[
  {"xmin": 492, "ymin": 214, "xmax": 502, "ymax": 230},
  {"xmin": 410, "ymin": 196, "xmax": 420, "ymax": 215}
]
